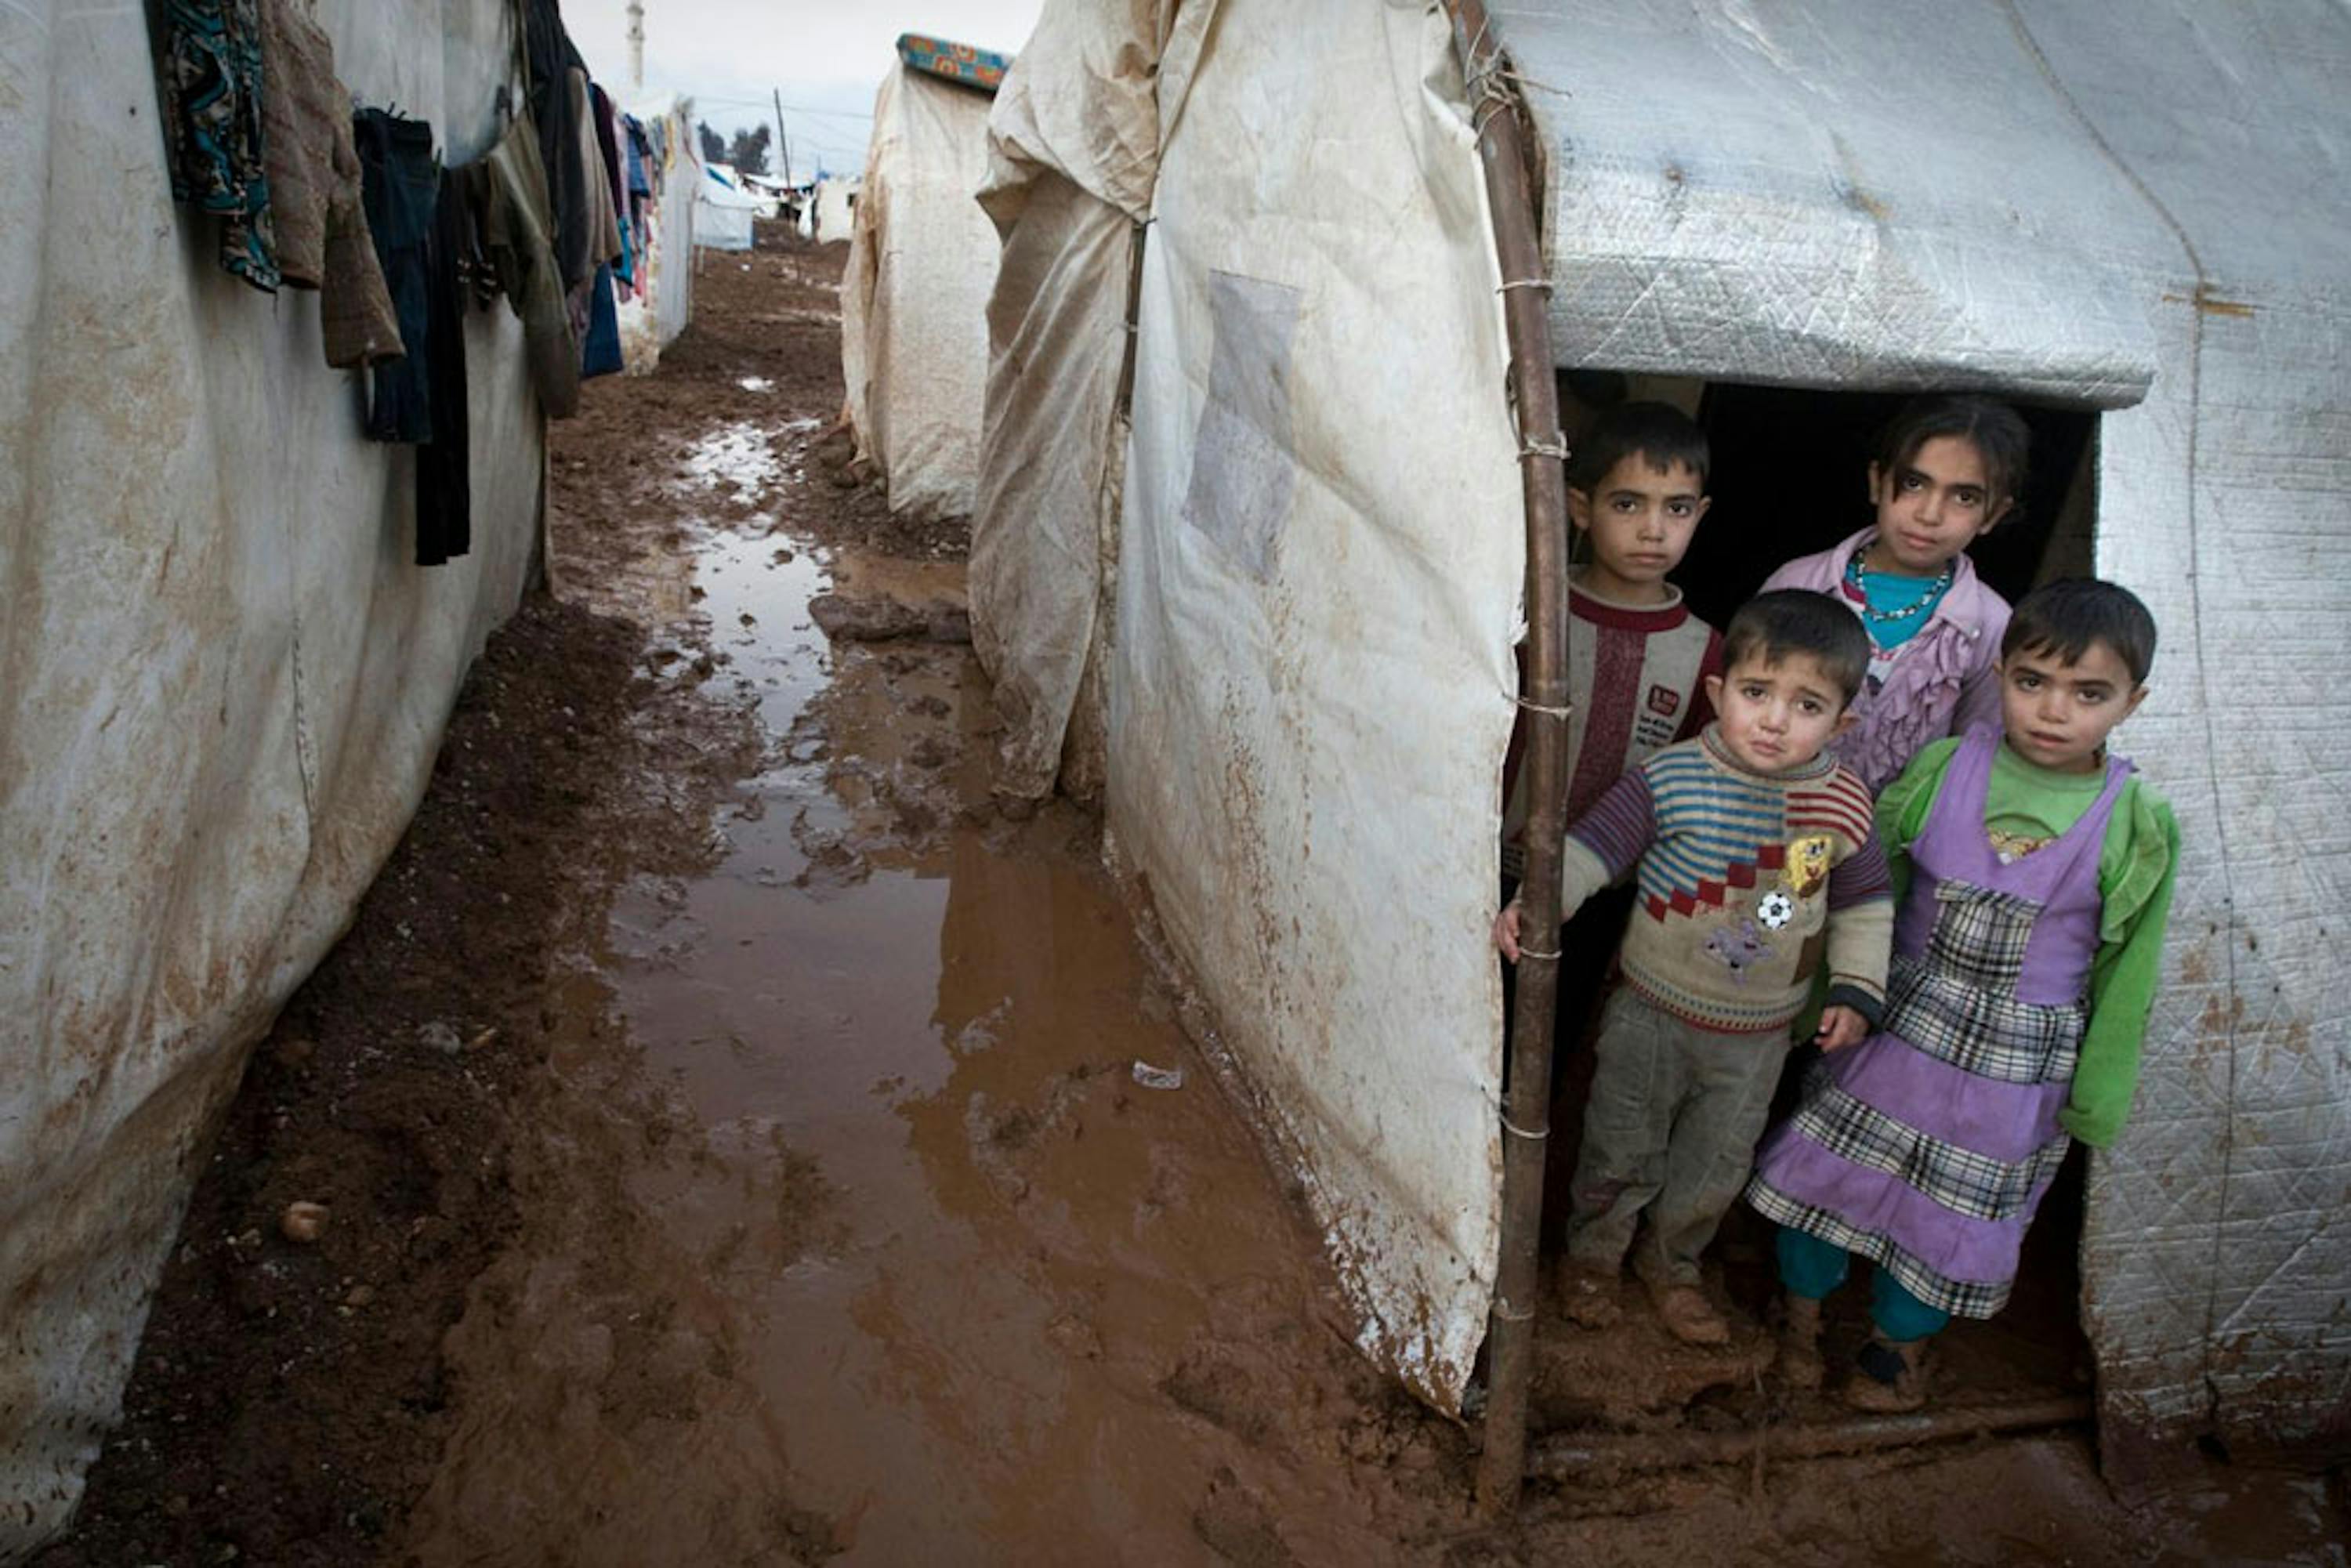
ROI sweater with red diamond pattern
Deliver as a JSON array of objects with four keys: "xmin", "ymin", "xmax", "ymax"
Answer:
[{"xmin": 1555, "ymin": 727, "xmax": 1893, "ymax": 1035}]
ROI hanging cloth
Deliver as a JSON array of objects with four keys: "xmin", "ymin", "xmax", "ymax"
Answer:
[
  {"xmin": 157, "ymin": 0, "xmax": 280, "ymax": 291},
  {"xmin": 255, "ymin": 0, "xmax": 400, "ymax": 366},
  {"xmin": 353, "ymin": 107, "xmax": 438, "ymax": 442},
  {"xmin": 415, "ymin": 168, "xmax": 473, "ymax": 565}
]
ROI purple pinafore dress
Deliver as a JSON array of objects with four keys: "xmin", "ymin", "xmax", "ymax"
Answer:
[{"xmin": 1745, "ymin": 725, "xmax": 2132, "ymax": 1318}]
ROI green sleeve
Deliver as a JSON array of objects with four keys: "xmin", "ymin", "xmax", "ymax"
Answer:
[
  {"xmin": 2059, "ymin": 789, "xmax": 2182, "ymax": 1148},
  {"xmin": 1874, "ymin": 737, "xmax": 1960, "ymax": 907}
]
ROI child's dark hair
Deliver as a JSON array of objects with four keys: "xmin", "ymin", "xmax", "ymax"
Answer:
[
  {"xmin": 2002, "ymin": 578, "xmax": 2157, "ymax": 685},
  {"xmin": 1875, "ymin": 395, "xmax": 2030, "ymax": 511},
  {"xmin": 1568, "ymin": 400, "xmax": 1709, "ymax": 493},
  {"xmin": 1721, "ymin": 590, "xmax": 1871, "ymax": 707}
]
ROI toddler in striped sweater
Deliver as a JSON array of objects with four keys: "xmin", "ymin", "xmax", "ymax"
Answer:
[{"xmin": 1497, "ymin": 592, "xmax": 1895, "ymax": 1345}]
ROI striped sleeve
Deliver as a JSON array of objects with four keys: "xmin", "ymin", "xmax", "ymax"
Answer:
[
  {"xmin": 1827, "ymin": 831, "xmax": 1892, "ymax": 910},
  {"xmin": 1564, "ymin": 766, "xmax": 1657, "ymax": 885}
]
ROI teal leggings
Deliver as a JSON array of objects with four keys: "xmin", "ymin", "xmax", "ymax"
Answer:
[{"xmin": 1777, "ymin": 1226, "xmax": 1951, "ymax": 1342}]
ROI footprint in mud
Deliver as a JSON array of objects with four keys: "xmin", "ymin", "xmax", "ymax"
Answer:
[
  {"xmin": 1192, "ymin": 1464, "xmax": 1299, "ymax": 1567},
  {"xmin": 1161, "ymin": 1346, "xmax": 1275, "ymax": 1447}
]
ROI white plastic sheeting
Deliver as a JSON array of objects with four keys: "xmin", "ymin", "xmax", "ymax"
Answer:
[
  {"xmin": 2004, "ymin": 2, "xmax": 2351, "ymax": 1470},
  {"xmin": 969, "ymin": 0, "xmax": 1166, "ymax": 801},
  {"xmin": 840, "ymin": 65, "xmax": 1002, "ymax": 523},
  {"xmin": 617, "ymin": 93, "xmax": 697, "ymax": 371},
  {"xmin": 1112, "ymin": 0, "xmax": 1520, "ymax": 1409},
  {"xmin": 1502, "ymin": 0, "xmax": 2350, "ymax": 1469},
  {"xmin": 799, "ymin": 174, "xmax": 860, "ymax": 242},
  {"xmin": 0, "ymin": 2, "xmax": 545, "ymax": 1552},
  {"xmin": 694, "ymin": 162, "xmax": 764, "ymax": 253}
]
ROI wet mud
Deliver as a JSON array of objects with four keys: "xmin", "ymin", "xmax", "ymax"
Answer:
[{"xmin": 36, "ymin": 229, "xmax": 2348, "ymax": 1567}]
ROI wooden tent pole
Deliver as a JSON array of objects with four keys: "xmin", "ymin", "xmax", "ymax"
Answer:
[{"xmin": 1439, "ymin": 0, "xmax": 1572, "ymax": 1521}]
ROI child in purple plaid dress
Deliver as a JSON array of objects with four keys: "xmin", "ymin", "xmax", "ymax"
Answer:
[{"xmin": 1746, "ymin": 581, "xmax": 2179, "ymax": 1410}]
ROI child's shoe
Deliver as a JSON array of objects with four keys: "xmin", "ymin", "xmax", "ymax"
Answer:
[
  {"xmin": 1775, "ymin": 1294, "xmax": 1824, "ymax": 1391},
  {"xmin": 1644, "ymin": 1277, "xmax": 1731, "ymax": 1346},
  {"xmin": 1555, "ymin": 1260, "xmax": 1624, "ymax": 1329},
  {"xmin": 1842, "ymin": 1331, "xmax": 1932, "ymax": 1412}
]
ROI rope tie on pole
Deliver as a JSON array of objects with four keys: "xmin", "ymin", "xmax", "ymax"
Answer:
[
  {"xmin": 1500, "ymin": 1114, "xmax": 1549, "ymax": 1141},
  {"xmin": 1495, "ymin": 277, "xmax": 1553, "ymax": 295},
  {"xmin": 1491, "ymin": 1295, "xmax": 1538, "ymax": 1324}
]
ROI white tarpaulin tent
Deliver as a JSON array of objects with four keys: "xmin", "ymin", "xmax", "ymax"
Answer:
[
  {"xmin": 694, "ymin": 161, "xmax": 766, "ymax": 253},
  {"xmin": 0, "ymin": 1, "xmax": 549, "ymax": 1551},
  {"xmin": 798, "ymin": 173, "xmax": 860, "ymax": 241},
  {"xmin": 972, "ymin": 0, "xmax": 2351, "ymax": 1467},
  {"xmin": 839, "ymin": 56, "xmax": 1002, "ymax": 523},
  {"xmin": 617, "ymin": 93, "xmax": 699, "ymax": 372}
]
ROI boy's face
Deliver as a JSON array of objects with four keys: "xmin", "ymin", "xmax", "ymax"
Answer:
[
  {"xmin": 1568, "ymin": 454, "xmax": 1709, "ymax": 603},
  {"xmin": 1998, "ymin": 639, "xmax": 2146, "ymax": 773},
  {"xmin": 1704, "ymin": 652, "xmax": 1856, "ymax": 774}
]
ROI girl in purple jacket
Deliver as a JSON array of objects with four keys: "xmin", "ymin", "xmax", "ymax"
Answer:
[{"xmin": 1762, "ymin": 397, "xmax": 2030, "ymax": 791}]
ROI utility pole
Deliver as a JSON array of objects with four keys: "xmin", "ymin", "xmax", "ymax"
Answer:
[
  {"xmin": 773, "ymin": 88, "xmax": 791, "ymax": 187},
  {"xmin": 626, "ymin": 0, "xmax": 644, "ymax": 90}
]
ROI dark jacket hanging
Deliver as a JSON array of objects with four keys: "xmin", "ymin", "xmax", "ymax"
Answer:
[{"xmin": 415, "ymin": 168, "xmax": 473, "ymax": 565}]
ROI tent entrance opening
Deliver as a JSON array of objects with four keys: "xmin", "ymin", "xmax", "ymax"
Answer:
[{"xmin": 1516, "ymin": 375, "xmax": 2103, "ymax": 1443}]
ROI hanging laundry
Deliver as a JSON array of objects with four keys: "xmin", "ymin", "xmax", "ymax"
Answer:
[
  {"xmin": 581, "ymin": 262, "xmax": 622, "ymax": 378},
  {"xmin": 255, "ymin": 0, "xmax": 400, "ymax": 367},
  {"xmin": 353, "ymin": 108, "xmax": 438, "ymax": 442},
  {"xmin": 569, "ymin": 70, "xmax": 623, "ymax": 270},
  {"xmin": 156, "ymin": 0, "xmax": 279, "ymax": 291},
  {"xmin": 415, "ymin": 169, "xmax": 473, "ymax": 566},
  {"xmin": 466, "ymin": 111, "xmax": 581, "ymax": 419},
  {"xmin": 522, "ymin": 0, "xmax": 595, "ymax": 289},
  {"xmin": 589, "ymin": 83, "xmax": 625, "ymax": 241}
]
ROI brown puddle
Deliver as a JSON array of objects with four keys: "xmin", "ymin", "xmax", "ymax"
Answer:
[{"xmin": 396, "ymin": 510, "xmax": 1409, "ymax": 1566}]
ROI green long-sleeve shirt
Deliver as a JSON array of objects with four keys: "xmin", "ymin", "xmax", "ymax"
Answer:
[{"xmin": 1876, "ymin": 737, "xmax": 2180, "ymax": 1147}]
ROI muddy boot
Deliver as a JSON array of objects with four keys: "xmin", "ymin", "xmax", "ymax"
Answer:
[
  {"xmin": 1644, "ymin": 1278, "xmax": 1731, "ymax": 1347},
  {"xmin": 1842, "ymin": 1331, "xmax": 1932, "ymax": 1413},
  {"xmin": 1776, "ymin": 1294, "xmax": 1824, "ymax": 1391},
  {"xmin": 1555, "ymin": 1260, "xmax": 1624, "ymax": 1329}
]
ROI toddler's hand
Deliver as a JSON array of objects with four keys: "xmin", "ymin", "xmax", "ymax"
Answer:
[
  {"xmin": 1493, "ymin": 901, "xmax": 1523, "ymax": 962},
  {"xmin": 1815, "ymin": 1005, "xmax": 1868, "ymax": 1051}
]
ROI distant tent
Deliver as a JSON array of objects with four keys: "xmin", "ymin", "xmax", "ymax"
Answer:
[
  {"xmin": 837, "ymin": 34, "xmax": 1008, "ymax": 523},
  {"xmin": 695, "ymin": 161, "xmax": 768, "ymax": 252},
  {"xmin": 799, "ymin": 172, "xmax": 860, "ymax": 242}
]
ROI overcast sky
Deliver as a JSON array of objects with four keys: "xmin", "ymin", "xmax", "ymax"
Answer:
[{"xmin": 563, "ymin": 0, "xmax": 1044, "ymax": 176}]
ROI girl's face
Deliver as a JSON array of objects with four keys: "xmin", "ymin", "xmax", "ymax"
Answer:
[{"xmin": 1866, "ymin": 435, "xmax": 2013, "ymax": 574}]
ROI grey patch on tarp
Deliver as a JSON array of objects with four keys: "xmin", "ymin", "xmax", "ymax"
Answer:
[{"xmin": 1182, "ymin": 270, "xmax": 1303, "ymax": 583}]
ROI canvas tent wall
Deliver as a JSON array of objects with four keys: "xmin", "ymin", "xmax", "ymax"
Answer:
[
  {"xmin": 0, "ymin": 2, "xmax": 549, "ymax": 1552},
  {"xmin": 971, "ymin": 0, "xmax": 2351, "ymax": 1468},
  {"xmin": 618, "ymin": 93, "xmax": 700, "ymax": 372},
  {"xmin": 839, "ymin": 45, "xmax": 1005, "ymax": 524}
]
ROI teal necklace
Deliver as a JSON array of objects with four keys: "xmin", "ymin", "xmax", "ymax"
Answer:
[{"xmin": 1846, "ymin": 538, "xmax": 1954, "ymax": 625}]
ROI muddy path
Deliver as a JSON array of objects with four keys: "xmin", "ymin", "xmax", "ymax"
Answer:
[{"xmin": 38, "ymin": 230, "xmax": 2346, "ymax": 1568}]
